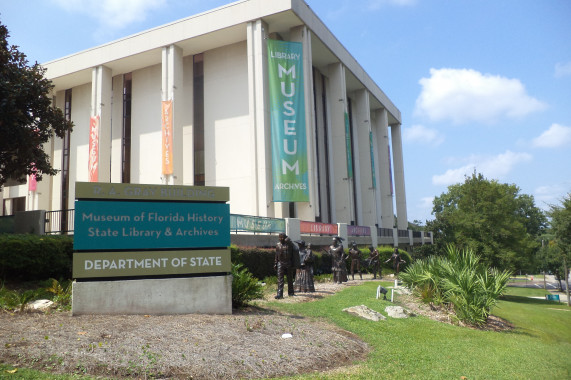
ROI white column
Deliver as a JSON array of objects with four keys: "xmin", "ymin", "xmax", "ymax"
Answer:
[
  {"xmin": 327, "ymin": 62, "xmax": 352, "ymax": 223},
  {"xmin": 91, "ymin": 65, "xmax": 112, "ymax": 183},
  {"xmin": 290, "ymin": 25, "xmax": 317, "ymax": 222},
  {"xmin": 247, "ymin": 19, "xmax": 272, "ymax": 217},
  {"xmin": 161, "ymin": 45, "xmax": 183, "ymax": 185},
  {"xmin": 285, "ymin": 218, "xmax": 301, "ymax": 242},
  {"xmin": 391, "ymin": 124, "xmax": 408, "ymax": 230},
  {"xmin": 353, "ymin": 89, "xmax": 376, "ymax": 226},
  {"xmin": 374, "ymin": 108, "xmax": 394, "ymax": 228}
]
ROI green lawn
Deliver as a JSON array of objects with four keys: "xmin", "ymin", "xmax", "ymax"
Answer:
[
  {"xmin": 268, "ymin": 282, "xmax": 571, "ymax": 379},
  {"xmin": 1, "ymin": 283, "xmax": 569, "ymax": 379}
]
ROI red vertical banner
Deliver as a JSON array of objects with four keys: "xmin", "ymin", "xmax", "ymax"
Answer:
[
  {"xmin": 88, "ymin": 115, "xmax": 100, "ymax": 182},
  {"xmin": 28, "ymin": 166, "xmax": 37, "ymax": 192},
  {"xmin": 162, "ymin": 100, "xmax": 173, "ymax": 175}
]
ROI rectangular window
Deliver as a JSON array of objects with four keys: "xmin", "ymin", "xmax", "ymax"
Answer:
[
  {"xmin": 122, "ymin": 73, "xmax": 132, "ymax": 183},
  {"xmin": 321, "ymin": 73, "xmax": 332, "ymax": 222},
  {"xmin": 2, "ymin": 197, "xmax": 25, "ymax": 215},
  {"xmin": 193, "ymin": 54, "xmax": 205, "ymax": 186},
  {"xmin": 348, "ymin": 98, "xmax": 358, "ymax": 225},
  {"xmin": 312, "ymin": 69, "xmax": 333, "ymax": 223}
]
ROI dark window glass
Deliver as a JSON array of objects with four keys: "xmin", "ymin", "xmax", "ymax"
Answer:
[
  {"xmin": 193, "ymin": 54, "xmax": 205, "ymax": 186},
  {"xmin": 61, "ymin": 89, "xmax": 72, "ymax": 230},
  {"xmin": 348, "ymin": 98, "xmax": 357, "ymax": 225},
  {"xmin": 122, "ymin": 73, "xmax": 132, "ymax": 183}
]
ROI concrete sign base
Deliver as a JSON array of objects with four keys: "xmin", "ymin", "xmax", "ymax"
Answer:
[{"xmin": 72, "ymin": 275, "xmax": 232, "ymax": 315}]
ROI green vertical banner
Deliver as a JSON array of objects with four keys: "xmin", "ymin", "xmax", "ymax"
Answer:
[
  {"xmin": 369, "ymin": 130, "xmax": 376, "ymax": 189},
  {"xmin": 267, "ymin": 39, "xmax": 309, "ymax": 202},
  {"xmin": 345, "ymin": 112, "xmax": 353, "ymax": 179}
]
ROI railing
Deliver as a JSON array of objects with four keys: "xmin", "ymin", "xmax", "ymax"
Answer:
[
  {"xmin": 45, "ymin": 209, "xmax": 75, "ymax": 235},
  {"xmin": 378, "ymin": 227, "xmax": 393, "ymax": 237},
  {"xmin": 41, "ymin": 208, "xmax": 433, "ymax": 245}
]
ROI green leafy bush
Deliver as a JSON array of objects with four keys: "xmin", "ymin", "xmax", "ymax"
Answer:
[
  {"xmin": 45, "ymin": 278, "xmax": 72, "ymax": 310},
  {"xmin": 0, "ymin": 234, "xmax": 73, "ymax": 281},
  {"xmin": 400, "ymin": 245, "xmax": 512, "ymax": 326},
  {"xmin": 231, "ymin": 245, "xmax": 275, "ymax": 280},
  {"xmin": 231, "ymin": 244, "xmax": 334, "ymax": 278},
  {"xmin": 231, "ymin": 263, "xmax": 264, "ymax": 307}
]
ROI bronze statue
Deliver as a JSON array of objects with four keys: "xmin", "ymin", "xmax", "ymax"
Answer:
[
  {"xmin": 348, "ymin": 242, "xmax": 363, "ymax": 280},
  {"xmin": 368, "ymin": 245, "xmax": 380, "ymax": 279},
  {"xmin": 385, "ymin": 247, "xmax": 406, "ymax": 275},
  {"xmin": 329, "ymin": 236, "xmax": 348, "ymax": 284},
  {"xmin": 294, "ymin": 240, "xmax": 315, "ymax": 292},
  {"xmin": 274, "ymin": 233, "xmax": 296, "ymax": 299}
]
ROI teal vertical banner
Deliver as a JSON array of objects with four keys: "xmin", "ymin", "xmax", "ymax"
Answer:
[
  {"xmin": 369, "ymin": 130, "xmax": 376, "ymax": 188},
  {"xmin": 267, "ymin": 39, "xmax": 309, "ymax": 202},
  {"xmin": 345, "ymin": 112, "xmax": 353, "ymax": 179}
]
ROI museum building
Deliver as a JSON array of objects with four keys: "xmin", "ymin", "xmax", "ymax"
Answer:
[{"xmin": 0, "ymin": 0, "xmax": 409, "ymax": 233}]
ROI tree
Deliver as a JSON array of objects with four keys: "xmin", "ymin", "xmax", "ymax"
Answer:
[
  {"xmin": 0, "ymin": 21, "xmax": 72, "ymax": 189},
  {"xmin": 427, "ymin": 172, "xmax": 546, "ymax": 271},
  {"xmin": 547, "ymin": 193, "xmax": 571, "ymax": 306}
]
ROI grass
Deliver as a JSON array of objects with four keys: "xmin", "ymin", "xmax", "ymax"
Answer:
[
  {"xmin": 268, "ymin": 282, "xmax": 571, "ymax": 379},
  {"xmin": 1, "ymin": 282, "xmax": 569, "ymax": 379},
  {"xmin": 0, "ymin": 366, "xmax": 95, "ymax": 379}
]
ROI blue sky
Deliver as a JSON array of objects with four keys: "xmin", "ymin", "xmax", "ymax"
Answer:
[{"xmin": 1, "ymin": 0, "xmax": 570, "ymax": 223}]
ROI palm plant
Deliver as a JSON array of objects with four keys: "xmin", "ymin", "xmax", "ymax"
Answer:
[{"xmin": 401, "ymin": 244, "xmax": 512, "ymax": 326}]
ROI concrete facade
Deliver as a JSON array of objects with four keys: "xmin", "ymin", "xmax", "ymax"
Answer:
[
  {"xmin": 71, "ymin": 275, "xmax": 232, "ymax": 315},
  {"xmin": 1, "ymin": 0, "xmax": 408, "ymax": 231}
]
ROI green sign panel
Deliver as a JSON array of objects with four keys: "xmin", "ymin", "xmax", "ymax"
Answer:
[
  {"xmin": 73, "ymin": 249, "xmax": 231, "ymax": 278},
  {"xmin": 230, "ymin": 214, "xmax": 285, "ymax": 233},
  {"xmin": 74, "ymin": 200, "xmax": 230, "ymax": 250},
  {"xmin": 75, "ymin": 182, "xmax": 229, "ymax": 202},
  {"xmin": 73, "ymin": 182, "xmax": 231, "ymax": 280}
]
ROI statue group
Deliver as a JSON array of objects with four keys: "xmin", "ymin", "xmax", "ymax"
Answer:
[
  {"xmin": 329, "ymin": 236, "xmax": 348, "ymax": 284},
  {"xmin": 274, "ymin": 233, "xmax": 315, "ymax": 299},
  {"xmin": 274, "ymin": 233, "xmax": 404, "ymax": 299}
]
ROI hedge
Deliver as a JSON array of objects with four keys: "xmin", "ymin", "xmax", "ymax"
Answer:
[
  {"xmin": 0, "ymin": 234, "xmax": 73, "ymax": 281},
  {"xmin": 0, "ymin": 234, "xmax": 411, "ymax": 283}
]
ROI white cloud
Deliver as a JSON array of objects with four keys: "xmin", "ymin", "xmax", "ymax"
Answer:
[
  {"xmin": 51, "ymin": 0, "xmax": 165, "ymax": 31},
  {"xmin": 432, "ymin": 150, "xmax": 532, "ymax": 186},
  {"xmin": 555, "ymin": 62, "xmax": 571, "ymax": 78},
  {"xmin": 414, "ymin": 68, "xmax": 547, "ymax": 125},
  {"xmin": 403, "ymin": 124, "xmax": 444, "ymax": 146},
  {"xmin": 534, "ymin": 183, "xmax": 571, "ymax": 210},
  {"xmin": 532, "ymin": 123, "xmax": 571, "ymax": 148},
  {"xmin": 368, "ymin": 0, "xmax": 417, "ymax": 10}
]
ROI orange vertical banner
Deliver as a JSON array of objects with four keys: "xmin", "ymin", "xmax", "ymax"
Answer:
[
  {"xmin": 162, "ymin": 100, "xmax": 173, "ymax": 175},
  {"xmin": 88, "ymin": 115, "xmax": 100, "ymax": 182}
]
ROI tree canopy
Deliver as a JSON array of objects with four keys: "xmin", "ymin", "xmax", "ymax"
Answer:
[
  {"xmin": 425, "ymin": 172, "xmax": 546, "ymax": 271},
  {"xmin": 548, "ymin": 193, "xmax": 571, "ymax": 257},
  {"xmin": 0, "ymin": 21, "xmax": 72, "ymax": 188},
  {"xmin": 545, "ymin": 193, "xmax": 571, "ymax": 300}
]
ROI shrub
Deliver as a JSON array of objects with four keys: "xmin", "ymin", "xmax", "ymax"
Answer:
[
  {"xmin": 44, "ymin": 278, "xmax": 72, "ymax": 310},
  {"xmin": 0, "ymin": 234, "xmax": 73, "ymax": 281},
  {"xmin": 231, "ymin": 263, "xmax": 264, "ymax": 308},
  {"xmin": 400, "ymin": 244, "xmax": 512, "ymax": 326},
  {"xmin": 231, "ymin": 245, "xmax": 275, "ymax": 280}
]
